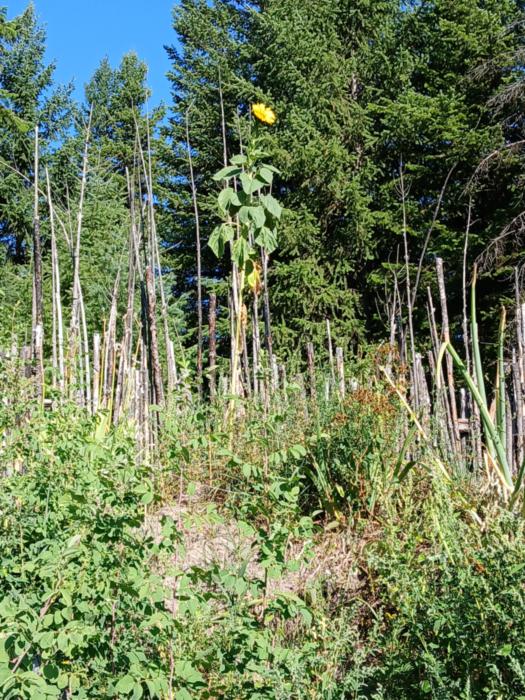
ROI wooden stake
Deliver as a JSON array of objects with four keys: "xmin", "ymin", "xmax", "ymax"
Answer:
[
  {"xmin": 306, "ymin": 342, "xmax": 316, "ymax": 400},
  {"xmin": 208, "ymin": 292, "xmax": 217, "ymax": 398},
  {"xmin": 145, "ymin": 265, "xmax": 164, "ymax": 407},
  {"xmin": 336, "ymin": 346, "xmax": 345, "ymax": 399},
  {"xmin": 92, "ymin": 333, "xmax": 101, "ymax": 414},
  {"xmin": 32, "ymin": 126, "xmax": 43, "ymax": 402},
  {"xmin": 435, "ymin": 257, "xmax": 461, "ymax": 450}
]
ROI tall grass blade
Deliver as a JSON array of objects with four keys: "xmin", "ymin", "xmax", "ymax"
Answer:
[
  {"xmin": 470, "ymin": 266, "xmax": 495, "ymax": 460},
  {"xmin": 439, "ymin": 341, "xmax": 512, "ymax": 490}
]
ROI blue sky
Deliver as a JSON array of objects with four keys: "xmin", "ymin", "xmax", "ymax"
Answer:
[{"xmin": 6, "ymin": 0, "xmax": 177, "ymax": 106}]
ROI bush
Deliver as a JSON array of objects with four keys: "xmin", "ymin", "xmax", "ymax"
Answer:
[
  {"xmin": 360, "ymin": 493, "xmax": 525, "ymax": 699},
  {"xmin": 0, "ymin": 408, "xmax": 186, "ymax": 699}
]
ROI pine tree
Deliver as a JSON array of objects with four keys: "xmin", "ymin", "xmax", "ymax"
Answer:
[
  {"xmin": 164, "ymin": 0, "xmax": 525, "ymax": 357},
  {"xmin": 0, "ymin": 4, "xmax": 73, "ymax": 264},
  {"xmin": 367, "ymin": 0, "xmax": 525, "ymax": 332}
]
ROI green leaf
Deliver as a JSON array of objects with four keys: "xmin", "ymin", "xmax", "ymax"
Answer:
[
  {"xmin": 218, "ymin": 187, "xmax": 240, "ymax": 214},
  {"xmin": 240, "ymin": 172, "xmax": 265, "ymax": 195},
  {"xmin": 141, "ymin": 491, "xmax": 154, "ymax": 505},
  {"xmin": 230, "ymin": 154, "xmax": 247, "ymax": 165},
  {"xmin": 498, "ymin": 644, "xmax": 513, "ymax": 656},
  {"xmin": 212, "ymin": 165, "xmax": 242, "ymax": 181},
  {"xmin": 115, "ymin": 675, "xmax": 135, "ymax": 694},
  {"xmin": 132, "ymin": 682, "xmax": 144, "ymax": 700},
  {"xmin": 57, "ymin": 673, "xmax": 69, "ymax": 690},
  {"xmin": 261, "ymin": 194, "xmax": 282, "ymax": 220},
  {"xmin": 174, "ymin": 660, "xmax": 204, "ymax": 685},
  {"xmin": 232, "ymin": 237, "xmax": 251, "ymax": 269},
  {"xmin": 300, "ymin": 607, "xmax": 313, "ymax": 626},
  {"xmin": 238, "ymin": 206, "xmax": 252, "ymax": 225},
  {"xmin": 249, "ymin": 206, "xmax": 266, "ymax": 229},
  {"xmin": 37, "ymin": 631, "xmax": 55, "ymax": 650},
  {"xmin": 43, "ymin": 664, "xmax": 59, "ymax": 681},
  {"xmin": 175, "ymin": 690, "xmax": 193, "ymax": 700},
  {"xmin": 217, "ymin": 187, "xmax": 235, "ymax": 214},
  {"xmin": 258, "ymin": 167, "xmax": 274, "ymax": 185},
  {"xmin": 255, "ymin": 227, "xmax": 278, "ymax": 254},
  {"xmin": 208, "ymin": 224, "xmax": 234, "ymax": 259}
]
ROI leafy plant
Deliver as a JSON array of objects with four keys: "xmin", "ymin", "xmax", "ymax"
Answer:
[
  {"xmin": 438, "ymin": 267, "xmax": 521, "ymax": 498},
  {"xmin": 0, "ymin": 407, "xmax": 193, "ymax": 699}
]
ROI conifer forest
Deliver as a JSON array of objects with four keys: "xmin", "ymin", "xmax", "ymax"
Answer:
[{"xmin": 4, "ymin": 0, "xmax": 525, "ymax": 697}]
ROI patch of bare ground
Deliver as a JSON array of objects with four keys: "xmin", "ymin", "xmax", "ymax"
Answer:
[{"xmin": 147, "ymin": 486, "xmax": 370, "ymax": 611}]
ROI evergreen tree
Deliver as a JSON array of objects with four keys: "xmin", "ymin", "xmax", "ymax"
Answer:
[
  {"xmin": 0, "ymin": 3, "xmax": 73, "ymax": 263},
  {"xmin": 164, "ymin": 0, "xmax": 525, "ymax": 357},
  {"xmin": 0, "ymin": 5, "xmax": 26, "ymax": 130},
  {"xmin": 367, "ymin": 0, "xmax": 525, "ymax": 332}
]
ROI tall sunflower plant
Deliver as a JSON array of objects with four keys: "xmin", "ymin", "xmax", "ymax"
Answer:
[
  {"xmin": 210, "ymin": 102, "xmax": 281, "ymax": 280},
  {"xmin": 209, "ymin": 103, "xmax": 282, "ymax": 395}
]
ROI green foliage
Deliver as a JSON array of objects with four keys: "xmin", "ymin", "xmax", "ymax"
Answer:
[
  {"xmin": 361, "ymin": 493, "xmax": 525, "ymax": 699},
  {"xmin": 0, "ymin": 367, "xmax": 334, "ymax": 698},
  {"xmin": 210, "ymin": 138, "xmax": 282, "ymax": 270},
  {"xmin": 0, "ymin": 4, "xmax": 73, "ymax": 262},
  {"xmin": 165, "ymin": 0, "xmax": 525, "ymax": 356},
  {"xmin": 0, "ymin": 404, "xmax": 184, "ymax": 698}
]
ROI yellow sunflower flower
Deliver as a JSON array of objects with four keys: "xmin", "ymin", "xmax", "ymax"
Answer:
[{"xmin": 252, "ymin": 103, "xmax": 276, "ymax": 126}]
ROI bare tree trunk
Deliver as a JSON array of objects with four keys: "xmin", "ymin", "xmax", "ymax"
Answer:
[
  {"xmin": 145, "ymin": 266, "xmax": 164, "ymax": 407},
  {"xmin": 185, "ymin": 111, "xmax": 203, "ymax": 396},
  {"xmin": 399, "ymin": 165, "xmax": 418, "ymax": 407},
  {"xmin": 69, "ymin": 110, "xmax": 92, "ymax": 401},
  {"xmin": 32, "ymin": 126, "xmax": 44, "ymax": 401},
  {"xmin": 46, "ymin": 168, "xmax": 65, "ymax": 392}
]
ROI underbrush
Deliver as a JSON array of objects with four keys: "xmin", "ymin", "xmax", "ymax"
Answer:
[{"xmin": 2, "ymin": 366, "xmax": 525, "ymax": 698}]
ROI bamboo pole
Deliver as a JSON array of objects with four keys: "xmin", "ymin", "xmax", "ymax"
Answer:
[
  {"xmin": 102, "ymin": 272, "xmax": 120, "ymax": 410},
  {"xmin": 262, "ymin": 251, "xmax": 273, "ymax": 364},
  {"xmin": 326, "ymin": 319, "xmax": 335, "ymax": 382},
  {"xmin": 32, "ymin": 126, "xmax": 43, "ymax": 402},
  {"xmin": 252, "ymin": 293, "xmax": 261, "ymax": 398},
  {"xmin": 143, "ymin": 118, "xmax": 178, "ymax": 392},
  {"xmin": 46, "ymin": 168, "xmax": 65, "ymax": 392}
]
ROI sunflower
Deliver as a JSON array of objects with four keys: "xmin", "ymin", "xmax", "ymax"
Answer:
[{"xmin": 252, "ymin": 102, "xmax": 276, "ymax": 126}]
